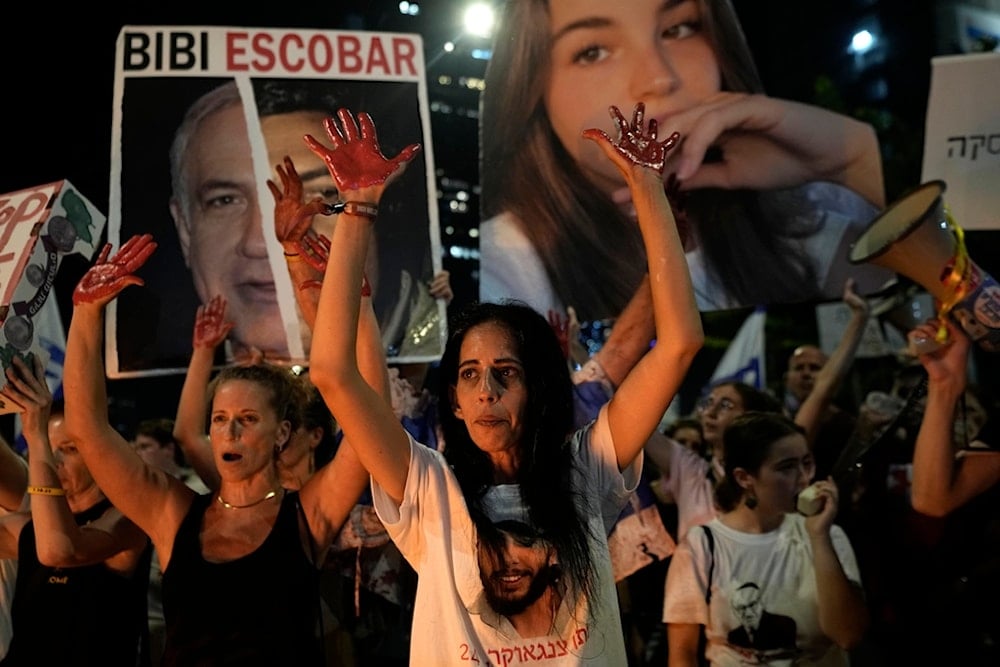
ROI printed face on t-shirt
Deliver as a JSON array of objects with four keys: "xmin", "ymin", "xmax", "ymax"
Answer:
[{"xmin": 477, "ymin": 521, "xmax": 558, "ymax": 620}]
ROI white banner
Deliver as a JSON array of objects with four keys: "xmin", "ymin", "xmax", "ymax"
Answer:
[{"xmin": 921, "ymin": 52, "xmax": 1000, "ymax": 230}]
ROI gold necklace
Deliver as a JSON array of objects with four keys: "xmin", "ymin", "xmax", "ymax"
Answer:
[{"xmin": 216, "ymin": 489, "xmax": 280, "ymax": 510}]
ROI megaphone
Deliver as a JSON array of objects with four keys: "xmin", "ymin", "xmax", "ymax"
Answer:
[{"xmin": 849, "ymin": 180, "xmax": 1000, "ymax": 353}]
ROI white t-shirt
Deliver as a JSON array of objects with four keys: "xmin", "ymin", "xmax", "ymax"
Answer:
[
  {"xmin": 480, "ymin": 210, "xmax": 564, "ymax": 316},
  {"xmin": 371, "ymin": 408, "xmax": 639, "ymax": 666},
  {"xmin": 479, "ymin": 182, "xmax": 891, "ymax": 315},
  {"xmin": 664, "ymin": 514, "xmax": 862, "ymax": 666},
  {"xmin": 659, "ymin": 435, "xmax": 721, "ymax": 545}
]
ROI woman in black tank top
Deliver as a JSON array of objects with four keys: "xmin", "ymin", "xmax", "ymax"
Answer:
[{"xmin": 60, "ymin": 109, "xmax": 416, "ymax": 663}]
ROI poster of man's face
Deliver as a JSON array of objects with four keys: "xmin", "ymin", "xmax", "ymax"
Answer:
[{"xmin": 108, "ymin": 27, "xmax": 444, "ymax": 377}]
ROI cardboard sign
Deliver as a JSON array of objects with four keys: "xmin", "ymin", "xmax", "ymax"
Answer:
[{"xmin": 0, "ymin": 180, "xmax": 106, "ymax": 413}]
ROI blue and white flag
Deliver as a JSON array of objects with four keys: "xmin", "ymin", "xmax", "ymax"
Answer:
[{"xmin": 710, "ymin": 306, "xmax": 767, "ymax": 390}]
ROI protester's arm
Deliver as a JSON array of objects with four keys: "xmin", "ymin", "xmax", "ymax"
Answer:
[
  {"xmin": 306, "ymin": 109, "xmax": 422, "ymax": 505},
  {"xmin": 5, "ymin": 354, "xmax": 147, "ymax": 568},
  {"xmin": 584, "ymin": 105, "xmax": 704, "ymax": 471},
  {"xmin": 292, "ymin": 191, "xmax": 393, "ymax": 553},
  {"xmin": 667, "ymin": 624, "xmax": 701, "ymax": 667},
  {"xmin": 267, "ymin": 156, "xmax": 331, "ymax": 329},
  {"xmin": 269, "ymin": 150, "xmax": 396, "ymax": 549},
  {"xmin": 0, "ymin": 423, "xmax": 26, "ymax": 511},
  {"xmin": 590, "ymin": 275, "xmax": 656, "ymax": 389},
  {"xmin": 564, "ymin": 276, "xmax": 657, "ymax": 401},
  {"xmin": 643, "ymin": 430, "xmax": 677, "ymax": 480},
  {"xmin": 63, "ymin": 235, "xmax": 193, "ymax": 545},
  {"xmin": 805, "ymin": 477, "xmax": 869, "ymax": 647},
  {"xmin": 910, "ymin": 319, "xmax": 1000, "ymax": 516},
  {"xmin": 795, "ymin": 278, "xmax": 869, "ymax": 445},
  {"xmin": 302, "ymin": 280, "xmax": 390, "ymax": 557},
  {"xmin": 172, "ymin": 295, "xmax": 233, "ymax": 492},
  {"xmin": 811, "ymin": 531, "xmax": 869, "ymax": 648}
]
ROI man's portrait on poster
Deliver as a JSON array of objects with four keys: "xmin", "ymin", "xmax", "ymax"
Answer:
[{"xmin": 111, "ymin": 29, "xmax": 440, "ymax": 377}]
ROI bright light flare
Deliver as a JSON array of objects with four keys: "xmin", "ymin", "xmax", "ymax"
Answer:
[
  {"xmin": 463, "ymin": 3, "xmax": 495, "ymax": 39},
  {"xmin": 849, "ymin": 29, "xmax": 875, "ymax": 55}
]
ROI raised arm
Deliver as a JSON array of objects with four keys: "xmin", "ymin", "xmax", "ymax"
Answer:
[
  {"xmin": 306, "ymin": 108, "xmax": 421, "ymax": 506},
  {"xmin": 281, "ymin": 166, "xmax": 395, "ymax": 552},
  {"xmin": 590, "ymin": 275, "xmax": 656, "ymax": 388},
  {"xmin": 795, "ymin": 278, "xmax": 870, "ymax": 445},
  {"xmin": 301, "ymin": 276, "xmax": 390, "ymax": 556},
  {"xmin": 583, "ymin": 103, "xmax": 704, "ymax": 471},
  {"xmin": 63, "ymin": 234, "xmax": 193, "ymax": 545},
  {"xmin": 910, "ymin": 319, "xmax": 1000, "ymax": 516},
  {"xmin": 804, "ymin": 479, "xmax": 869, "ymax": 647},
  {"xmin": 172, "ymin": 295, "xmax": 233, "ymax": 492},
  {"xmin": 4, "ymin": 354, "xmax": 146, "ymax": 569},
  {"xmin": 267, "ymin": 155, "xmax": 332, "ymax": 328}
]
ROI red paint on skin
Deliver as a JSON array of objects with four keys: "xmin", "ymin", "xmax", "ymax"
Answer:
[
  {"xmin": 582, "ymin": 103, "xmax": 681, "ymax": 175},
  {"xmin": 193, "ymin": 294, "xmax": 234, "ymax": 348},
  {"xmin": 304, "ymin": 108, "xmax": 421, "ymax": 192},
  {"xmin": 72, "ymin": 234, "xmax": 157, "ymax": 305},
  {"xmin": 267, "ymin": 155, "xmax": 329, "ymax": 247}
]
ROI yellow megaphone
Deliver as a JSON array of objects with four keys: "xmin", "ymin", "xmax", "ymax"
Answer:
[{"xmin": 849, "ymin": 180, "xmax": 1000, "ymax": 353}]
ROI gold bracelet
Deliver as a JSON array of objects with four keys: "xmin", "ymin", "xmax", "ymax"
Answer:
[
  {"xmin": 342, "ymin": 201, "xmax": 379, "ymax": 220},
  {"xmin": 283, "ymin": 251, "xmax": 301, "ymax": 262},
  {"xmin": 27, "ymin": 485, "xmax": 65, "ymax": 496}
]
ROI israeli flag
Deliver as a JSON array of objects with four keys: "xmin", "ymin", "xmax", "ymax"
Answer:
[{"xmin": 710, "ymin": 306, "xmax": 767, "ymax": 390}]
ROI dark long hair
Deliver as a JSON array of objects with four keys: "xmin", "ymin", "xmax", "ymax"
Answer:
[
  {"xmin": 480, "ymin": 0, "xmax": 820, "ymax": 320},
  {"xmin": 438, "ymin": 301, "xmax": 598, "ymax": 609}
]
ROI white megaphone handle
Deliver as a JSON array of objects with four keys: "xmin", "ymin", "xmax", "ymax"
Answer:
[
  {"xmin": 906, "ymin": 329, "xmax": 945, "ymax": 356},
  {"xmin": 797, "ymin": 484, "xmax": 824, "ymax": 516}
]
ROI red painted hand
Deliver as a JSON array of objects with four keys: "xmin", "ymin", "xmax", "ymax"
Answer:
[
  {"xmin": 583, "ymin": 103, "xmax": 680, "ymax": 174},
  {"xmin": 298, "ymin": 229, "xmax": 331, "ymax": 273},
  {"xmin": 193, "ymin": 295, "xmax": 234, "ymax": 349},
  {"xmin": 72, "ymin": 234, "xmax": 157, "ymax": 306},
  {"xmin": 303, "ymin": 108, "xmax": 421, "ymax": 193},
  {"xmin": 266, "ymin": 156, "xmax": 330, "ymax": 251}
]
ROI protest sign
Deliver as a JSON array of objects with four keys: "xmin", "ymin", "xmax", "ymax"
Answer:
[
  {"xmin": 0, "ymin": 180, "xmax": 106, "ymax": 412},
  {"xmin": 109, "ymin": 26, "xmax": 443, "ymax": 377}
]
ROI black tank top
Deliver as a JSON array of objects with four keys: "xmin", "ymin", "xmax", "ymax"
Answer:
[
  {"xmin": 2, "ymin": 498, "xmax": 152, "ymax": 667},
  {"xmin": 161, "ymin": 491, "xmax": 322, "ymax": 666}
]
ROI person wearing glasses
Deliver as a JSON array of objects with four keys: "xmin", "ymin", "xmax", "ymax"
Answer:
[{"xmin": 646, "ymin": 382, "xmax": 782, "ymax": 560}]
